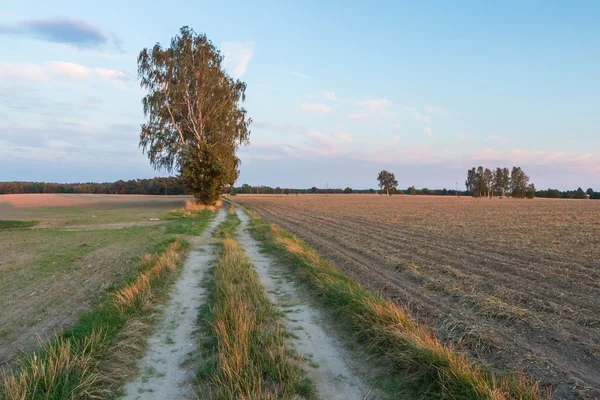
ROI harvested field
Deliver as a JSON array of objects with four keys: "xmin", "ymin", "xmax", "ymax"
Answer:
[
  {"xmin": 235, "ymin": 194, "xmax": 600, "ymax": 400},
  {"xmin": 0, "ymin": 194, "xmax": 193, "ymax": 369}
]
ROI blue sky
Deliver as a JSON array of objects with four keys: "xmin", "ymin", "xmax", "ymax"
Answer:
[{"xmin": 1, "ymin": 1, "xmax": 598, "ymax": 190}]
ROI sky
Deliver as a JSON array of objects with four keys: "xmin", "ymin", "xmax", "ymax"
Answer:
[{"xmin": 0, "ymin": 1, "xmax": 598, "ymax": 190}]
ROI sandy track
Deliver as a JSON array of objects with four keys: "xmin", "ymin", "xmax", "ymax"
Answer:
[
  {"xmin": 121, "ymin": 209, "xmax": 225, "ymax": 400},
  {"xmin": 239, "ymin": 197, "xmax": 600, "ymax": 400},
  {"xmin": 235, "ymin": 209, "xmax": 381, "ymax": 400}
]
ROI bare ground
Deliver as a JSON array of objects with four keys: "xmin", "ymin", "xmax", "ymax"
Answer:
[{"xmin": 236, "ymin": 195, "xmax": 600, "ymax": 400}]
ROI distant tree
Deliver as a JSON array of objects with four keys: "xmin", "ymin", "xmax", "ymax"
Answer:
[
  {"xmin": 344, "ymin": 187, "xmax": 353, "ymax": 194},
  {"xmin": 377, "ymin": 170, "xmax": 398, "ymax": 196},
  {"xmin": 422, "ymin": 188, "xmax": 430, "ymax": 195},
  {"xmin": 494, "ymin": 167, "xmax": 510, "ymax": 197},
  {"xmin": 483, "ymin": 168, "xmax": 493, "ymax": 197},
  {"xmin": 586, "ymin": 188, "xmax": 594, "ymax": 197},
  {"xmin": 442, "ymin": 188, "xmax": 448, "ymax": 195},
  {"xmin": 137, "ymin": 26, "xmax": 251, "ymax": 204},
  {"xmin": 574, "ymin": 187, "xmax": 587, "ymax": 199},
  {"xmin": 465, "ymin": 168, "xmax": 477, "ymax": 194},
  {"xmin": 526, "ymin": 183, "xmax": 536, "ymax": 199},
  {"xmin": 310, "ymin": 186, "xmax": 318, "ymax": 193},
  {"xmin": 409, "ymin": 186, "xmax": 417, "ymax": 195},
  {"xmin": 510, "ymin": 166, "xmax": 529, "ymax": 198}
]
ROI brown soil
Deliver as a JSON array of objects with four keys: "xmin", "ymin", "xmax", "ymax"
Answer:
[
  {"xmin": 0, "ymin": 193, "xmax": 191, "ymax": 209},
  {"xmin": 0, "ymin": 193, "xmax": 93, "ymax": 208},
  {"xmin": 235, "ymin": 194, "xmax": 600, "ymax": 400}
]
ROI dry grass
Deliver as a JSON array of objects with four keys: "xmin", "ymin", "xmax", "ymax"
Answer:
[
  {"xmin": 246, "ymin": 208, "xmax": 546, "ymax": 400},
  {"xmin": 112, "ymin": 241, "xmax": 181, "ymax": 313},
  {"xmin": 186, "ymin": 199, "xmax": 223, "ymax": 212},
  {"xmin": 195, "ymin": 214, "xmax": 312, "ymax": 399},
  {"xmin": 1, "ymin": 331, "xmax": 108, "ymax": 400}
]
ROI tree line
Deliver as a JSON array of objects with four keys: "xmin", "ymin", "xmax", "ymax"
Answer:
[
  {"xmin": 536, "ymin": 187, "xmax": 599, "ymax": 199},
  {"xmin": 0, "ymin": 178, "xmax": 187, "ymax": 195},
  {"xmin": 465, "ymin": 166, "xmax": 535, "ymax": 198}
]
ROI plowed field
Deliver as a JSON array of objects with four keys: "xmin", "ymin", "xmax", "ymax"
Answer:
[{"xmin": 235, "ymin": 194, "xmax": 600, "ymax": 400}]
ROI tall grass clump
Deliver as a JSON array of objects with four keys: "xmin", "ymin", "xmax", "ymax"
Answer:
[
  {"xmin": 195, "ymin": 213, "xmax": 312, "ymax": 399},
  {"xmin": 243, "ymin": 207, "xmax": 549, "ymax": 400}
]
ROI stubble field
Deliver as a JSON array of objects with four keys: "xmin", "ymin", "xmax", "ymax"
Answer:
[
  {"xmin": 235, "ymin": 194, "xmax": 600, "ymax": 399},
  {"xmin": 0, "ymin": 194, "xmax": 191, "ymax": 369}
]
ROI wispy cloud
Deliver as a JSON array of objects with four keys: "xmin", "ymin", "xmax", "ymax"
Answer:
[
  {"xmin": 322, "ymin": 90, "xmax": 337, "ymax": 101},
  {"xmin": 356, "ymin": 98, "xmax": 392, "ymax": 113},
  {"xmin": 456, "ymin": 133, "xmax": 473, "ymax": 140},
  {"xmin": 222, "ymin": 41, "xmax": 254, "ymax": 79},
  {"xmin": 300, "ymin": 102, "xmax": 332, "ymax": 115},
  {"xmin": 424, "ymin": 105, "xmax": 449, "ymax": 116},
  {"xmin": 0, "ymin": 17, "xmax": 109, "ymax": 49},
  {"xmin": 347, "ymin": 112, "xmax": 368, "ymax": 119},
  {"xmin": 56, "ymin": 118, "xmax": 88, "ymax": 126},
  {"xmin": 333, "ymin": 132, "xmax": 354, "ymax": 142},
  {"xmin": 0, "ymin": 60, "xmax": 132, "ymax": 88},
  {"xmin": 423, "ymin": 127, "xmax": 436, "ymax": 138},
  {"xmin": 47, "ymin": 61, "xmax": 94, "ymax": 79},
  {"xmin": 403, "ymin": 107, "xmax": 431, "ymax": 123},
  {"xmin": 290, "ymin": 71, "xmax": 309, "ymax": 79}
]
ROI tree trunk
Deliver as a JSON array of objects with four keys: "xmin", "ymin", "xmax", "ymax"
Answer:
[{"xmin": 386, "ymin": 187, "xmax": 389, "ymax": 196}]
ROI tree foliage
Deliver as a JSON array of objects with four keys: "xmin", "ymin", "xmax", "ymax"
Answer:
[
  {"xmin": 138, "ymin": 26, "xmax": 250, "ymax": 204},
  {"xmin": 465, "ymin": 166, "xmax": 532, "ymax": 198},
  {"xmin": 377, "ymin": 170, "xmax": 398, "ymax": 196}
]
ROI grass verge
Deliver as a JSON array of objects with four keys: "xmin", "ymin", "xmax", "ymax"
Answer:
[
  {"xmin": 165, "ymin": 209, "xmax": 213, "ymax": 235},
  {"xmin": 0, "ymin": 211, "xmax": 215, "ymax": 400},
  {"xmin": 195, "ymin": 212, "xmax": 313, "ymax": 399},
  {"xmin": 242, "ymin": 207, "xmax": 550, "ymax": 400},
  {"xmin": 0, "ymin": 220, "xmax": 38, "ymax": 230}
]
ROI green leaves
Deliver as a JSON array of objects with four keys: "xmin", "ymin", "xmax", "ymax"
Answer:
[{"xmin": 138, "ymin": 27, "xmax": 251, "ymax": 204}]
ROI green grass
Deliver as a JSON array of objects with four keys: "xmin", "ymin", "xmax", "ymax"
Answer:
[
  {"xmin": 194, "ymin": 212, "xmax": 314, "ymax": 399},
  {"xmin": 0, "ymin": 237, "xmax": 188, "ymax": 400},
  {"xmin": 165, "ymin": 209, "xmax": 213, "ymax": 235},
  {"xmin": 0, "ymin": 224, "xmax": 165, "ymax": 292},
  {"xmin": 0, "ymin": 210, "xmax": 216, "ymax": 400},
  {"xmin": 241, "ymin": 206, "xmax": 546, "ymax": 400},
  {"xmin": 0, "ymin": 220, "xmax": 38, "ymax": 230}
]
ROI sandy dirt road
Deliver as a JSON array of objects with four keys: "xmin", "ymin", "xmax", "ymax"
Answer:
[
  {"xmin": 235, "ymin": 209, "xmax": 383, "ymax": 400},
  {"xmin": 122, "ymin": 209, "xmax": 225, "ymax": 399}
]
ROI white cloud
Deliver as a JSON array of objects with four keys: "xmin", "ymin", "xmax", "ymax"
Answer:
[
  {"xmin": 322, "ymin": 90, "xmax": 337, "ymax": 101},
  {"xmin": 56, "ymin": 118, "xmax": 88, "ymax": 126},
  {"xmin": 333, "ymin": 132, "xmax": 353, "ymax": 142},
  {"xmin": 424, "ymin": 105, "xmax": 449, "ymax": 116},
  {"xmin": 46, "ymin": 139, "xmax": 78, "ymax": 149},
  {"xmin": 356, "ymin": 98, "xmax": 392, "ymax": 113},
  {"xmin": 347, "ymin": 112, "xmax": 368, "ymax": 119},
  {"xmin": 290, "ymin": 71, "xmax": 309, "ymax": 79},
  {"xmin": 423, "ymin": 127, "xmax": 436, "ymax": 138},
  {"xmin": 47, "ymin": 61, "xmax": 93, "ymax": 79},
  {"xmin": 0, "ymin": 60, "xmax": 131, "ymax": 89},
  {"xmin": 300, "ymin": 103, "xmax": 332, "ymax": 115},
  {"xmin": 403, "ymin": 107, "xmax": 431, "ymax": 123},
  {"xmin": 0, "ymin": 61, "xmax": 46, "ymax": 81},
  {"xmin": 456, "ymin": 133, "xmax": 472, "ymax": 140},
  {"xmin": 222, "ymin": 41, "xmax": 254, "ymax": 79}
]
